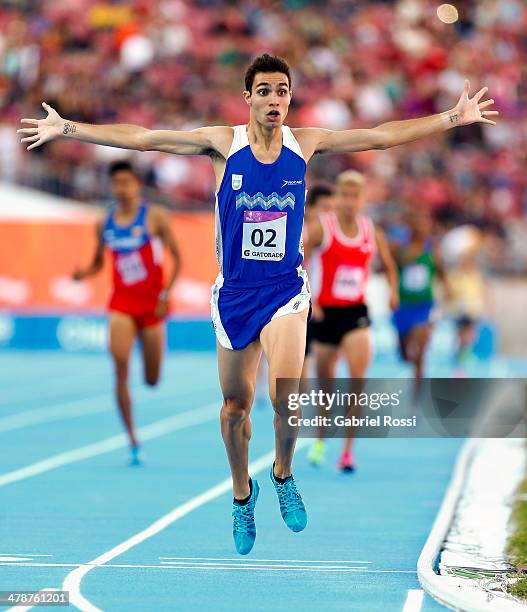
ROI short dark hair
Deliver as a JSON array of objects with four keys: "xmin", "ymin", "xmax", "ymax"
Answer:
[
  {"xmin": 307, "ymin": 183, "xmax": 334, "ymax": 208},
  {"xmin": 108, "ymin": 160, "xmax": 138, "ymax": 178},
  {"xmin": 244, "ymin": 53, "xmax": 291, "ymax": 92}
]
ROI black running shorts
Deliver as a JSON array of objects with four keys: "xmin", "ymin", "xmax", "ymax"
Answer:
[{"xmin": 313, "ymin": 303, "xmax": 371, "ymax": 346}]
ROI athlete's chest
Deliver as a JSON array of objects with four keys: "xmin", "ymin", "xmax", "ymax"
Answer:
[
  {"xmin": 248, "ymin": 140, "xmax": 283, "ymax": 164},
  {"xmin": 227, "ymin": 148, "xmax": 305, "ymax": 190},
  {"xmin": 224, "ymin": 150, "xmax": 306, "ymax": 214},
  {"xmin": 104, "ymin": 218, "xmax": 152, "ymax": 252},
  {"xmin": 327, "ymin": 238, "xmax": 374, "ymax": 266}
]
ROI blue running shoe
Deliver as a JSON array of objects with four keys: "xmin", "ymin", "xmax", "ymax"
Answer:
[
  {"xmin": 232, "ymin": 479, "xmax": 260, "ymax": 555},
  {"xmin": 270, "ymin": 465, "xmax": 307, "ymax": 533},
  {"xmin": 129, "ymin": 445, "xmax": 143, "ymax": 467}
]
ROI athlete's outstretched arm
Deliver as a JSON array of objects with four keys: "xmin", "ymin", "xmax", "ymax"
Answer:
[
  {"xmin": 18, "ymin": 103, "xmax": 231, "ymax": 155},
  {"xmin": 152, "ymin": 207, "xmax": 182, "ymax": 291},
  {"xmin": 303, "ymin": 215, "xmax": 324, "ymax": 260},
  {"xmin": 72, "ymin": 221, "xmax": 105, "ymax": 280},
  {"xmin": 298, "ymin": 81, "xmax": 498, "ymax": 156},
  {"xmin": 375, "ymin": 227, "xmax": 399, "ymax": 311},
  {"xmin": 150, "ymin": 207, "xmax": 182, "ymax": 319}
]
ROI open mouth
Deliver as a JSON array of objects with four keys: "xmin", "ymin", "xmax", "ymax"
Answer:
[{"xmin": 267, "ymin": 111, "xmax": 280, "ymax": 119}]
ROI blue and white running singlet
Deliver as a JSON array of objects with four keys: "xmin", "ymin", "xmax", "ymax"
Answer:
[{"xmin": 211, "ymin": 125, "xmax": 311, "ymax": 350}]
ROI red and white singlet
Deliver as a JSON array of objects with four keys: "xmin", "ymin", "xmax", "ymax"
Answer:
[
  {"xmin": 316, "ymin": 212, "xmax": 376, "ymax": 307},
  {"xmin": 102, "ymin": 204, "xmax": 164, "ymax": 325}
]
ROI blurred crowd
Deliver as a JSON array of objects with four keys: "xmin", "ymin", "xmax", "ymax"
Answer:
[{"xmin": 0, "ymin": 0, "xmax": 526, "ymax": 270}]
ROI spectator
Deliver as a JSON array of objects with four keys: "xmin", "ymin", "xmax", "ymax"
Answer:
[{"xmin": 1, "ymin": 0, "xmax": 526, "ymax": 270}]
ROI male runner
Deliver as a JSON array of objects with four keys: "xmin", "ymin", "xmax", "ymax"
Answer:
[
  {"xmin": 392, "ymin": 212, "xmax": 446, "ymax": 404},
  {"xmin": 305, "ymin": 170, "xmax": 398, "ymax": 472},
  {"xmin": 19, "ymin": 53, "xmax": 497, "ymax": 555},
  {"xmin": 73, "ymin": 161, "xmax": 181, "ymax": 465}
]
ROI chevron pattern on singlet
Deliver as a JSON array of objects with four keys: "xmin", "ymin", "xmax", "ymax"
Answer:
[{"xmin": 235, "ymin": 192, "xmax": 296, "ymax": 210}]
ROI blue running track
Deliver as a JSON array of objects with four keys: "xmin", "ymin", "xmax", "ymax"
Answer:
[{"xmin": 1, "ymin": 349, "xmax": 519, "ymax": 612}]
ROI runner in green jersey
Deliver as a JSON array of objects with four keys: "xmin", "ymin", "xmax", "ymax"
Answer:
[{"xmin": 392, "ymin": 212, "xmax": 446, "ymax": 403}]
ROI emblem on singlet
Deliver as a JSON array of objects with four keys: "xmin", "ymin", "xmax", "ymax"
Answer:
[
  {"xmin": 235, "ymin": 192, "xmax": 295, "ymax": 210},
  {"xmin": 232, "ymin": 174, "xmax": 243, "ymax": 190}
]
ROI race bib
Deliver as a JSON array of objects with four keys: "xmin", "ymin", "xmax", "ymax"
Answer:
[
  {"xmin": 116, "ymin": 251, "xmax": 148, "ymax": 285},
  {"xmin": 242, "ymin": 211, "xmax": 286, "ymax": 261},
  {"xmin": 332, "ymin": 265, "xmax": 365, "ymax": 301},
  {"xmin": 401, "ymin": 263, "xmax": 430, "ymax": 292}
]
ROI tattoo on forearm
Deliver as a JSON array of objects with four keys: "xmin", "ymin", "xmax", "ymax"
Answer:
[
  {"xmin": 448, "ymin": 113, "xmax": 459, "ymax": 124},
  {"xmin": 63, "ymin": 122, "xmax": 77, "ymax": 135}
]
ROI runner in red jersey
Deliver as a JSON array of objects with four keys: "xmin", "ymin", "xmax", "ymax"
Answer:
[
  {"xmin": 305, "ymin": 170, "xmax": 398, "ymax": 472},
  {"xmin": 73, "ymin": 161, "xmax": 181, "ymax": 464}
]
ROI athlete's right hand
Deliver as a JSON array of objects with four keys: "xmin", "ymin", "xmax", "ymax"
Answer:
[
  {"xmin": 389, "ymin": 290, "xmax": 400, "ymax": 311},
  {"xmin": 311, "ymin": 302, "xmax": 324, "ymax": 322},
  {"xmin": 18, "ymin": 102, "xmax": 64, "ymax": 151}
]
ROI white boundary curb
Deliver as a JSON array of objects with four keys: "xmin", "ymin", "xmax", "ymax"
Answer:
[{"xmin": 417, "ymin": 438, "xmax": 526, "ymax": 612}]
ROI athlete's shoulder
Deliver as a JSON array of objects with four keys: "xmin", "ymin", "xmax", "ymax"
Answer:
[
  {"xmin": 290, "ymin": 127, "xmax": 325, "ymax": 137},
  {"xmin": 145, "ymin": 204, "xmax": 171, "ymax": 232},
  {"xmin": 360, "ymin": 213, "xmax": 376, "ymax": 231},
  {"xmin": 290, "ymin": 127, "xmax": 327, "ymax": 162},
  {"xmin": 100, "ymin": 207, "xmax": 115, "ymax": 228},
  {"xmin": 202, "ymin": 126, "xmax": 234, "ymax": 159},
  {"xmin": 204, "ymin": 125, "xmax": 234, "ymax": 139},
  {"xmin": 95, "ymin": 213, "xmax": 109, "ymax": 243},
  {"xmin": 146, "ymin": 203, "xmax": 168, "ymax": 217}
]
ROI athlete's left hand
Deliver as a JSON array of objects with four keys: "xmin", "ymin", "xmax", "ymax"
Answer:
[
  {"xmin": 72, "ymin": 268, "xmax": 84, "ymax": 281},
  {"xmin": 389, "ymin": 291, "xmax": 399, "ymax": 311},
  {"xmin": 155, "ymin": 296, "xmax": 170, "ymax": 319},
  {"xmin": 452, "ymin": 81, "xmax": 499, "ymax": 126}
]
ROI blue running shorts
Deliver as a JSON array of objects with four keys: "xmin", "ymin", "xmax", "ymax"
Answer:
[
  {"xmin": 211, "ymin": 270, "xmax": 311, "ymax": 350},
  {"xmin": 392, "ymin": 301, "xmax": 434, "ymax": 337}
]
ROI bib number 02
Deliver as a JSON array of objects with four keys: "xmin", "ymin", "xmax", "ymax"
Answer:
[
  {"xmin": 250, "ymin": 228, "xmax": 277, "ymax": 248},
  {"xmin": 242, "ymin": 211, "xmax": 287, "ymax": 261}
]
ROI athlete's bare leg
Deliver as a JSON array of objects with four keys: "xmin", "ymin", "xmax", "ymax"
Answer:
[
  {"xmin": 406, "ymin": 323, "xmax": 432, "ymax": 406},
  {"xmin": 314, "ymin": 342, "xmax": 339, "ymax": 439},
  {"xmin": 109, "ymin": 311, "xmax": 138, "ymax": 447},
  {"xmin": 254, "ymin": 356, "xmax": 268, "ymax": 408},
  {"xmin": 340, "ymin": 327, "xmax": 372, "ymax": 455},
  {"xmin": 299, "ymin": 352, "xmax": 311, "ymax": 400},
  {"xmin": 139, "ymin": 322, "xmax": 164, "ymax": 386},
  {"xmin": 260, "ymin": 309, "xmax": 308, "ymax": 479},
  {"xmin": 300, "ymin": 353, "xmax": 311, "ymax": 380},
  {"xmin": 341, "ymin": 327, "xmax": 372, "ymax": 378},
  {"xmin": 218, "ymin": 340, "xmax": 262, "ymax": 500}
]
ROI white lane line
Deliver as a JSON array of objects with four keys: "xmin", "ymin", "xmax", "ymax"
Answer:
[
  {"xmin": 155, "ymin": 567, "xmax": 416, "ymax": 574},
  {"xmin": 0, "ymin": 561, "xmax": 415, "ymax": 574},
  {"xmin": 62, "ymin": 440, "xmax": 310, "ymax": 612},
  {"xmin": 0, "ymin": 398, "xmax": 109, "ymax": 432},
  {"xmin": 0, "ymin": 403, "xmax": 218, "ymax": 487},
  {"xmin": 402, "ymin": 589, "xmax": 424, "ymax": 612},
  {"xmin": 0, "ymin": 353, "xmax": 206, "ymax": 404},
  {"xmin": 158, "ymin": 556, "xmax": 373, "ymax": 564},
  {"xmin": 0, "ymin": 368, "xmax": 105, "ymax": 399},
  {"xmin": 0, "ymin": 563, "xmax": 79, "ymax": 568},
  {"xmin": 160, "ymin": 561, "xmax": 365, "ymax": 569},
  {"xmin": 0, "ymin": 554, "xmax": 53, "ymax": 557},
  {"xmin": 0, "ymin": 386, "xmax": 218, "ymax": 433}
]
